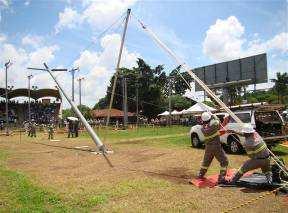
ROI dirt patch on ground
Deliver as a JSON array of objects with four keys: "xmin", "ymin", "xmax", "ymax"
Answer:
[{"xmin": 1, "ymin": 133, "xmax": 288, "ymax": 212}]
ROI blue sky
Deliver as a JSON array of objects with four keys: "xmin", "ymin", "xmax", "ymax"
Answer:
[{"xmin": 0, "ymin": 0, "xmax": 287, "ymax": 107}]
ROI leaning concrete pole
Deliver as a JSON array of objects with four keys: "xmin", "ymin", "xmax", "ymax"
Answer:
[
  {"xmin": 43, "ymin": 63, "xmax": 106, "ymax": 152},
  {"xmin": 137, "ymin": 21, "xmax": 242, "ymax": 123},
  {"xmin": 106, "ymin": 8, "xmax": 131, "ymax": 127}
]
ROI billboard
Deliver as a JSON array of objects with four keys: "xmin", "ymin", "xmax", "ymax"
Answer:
[{"xmin": 193, "ymin": 53, "xmax": 267, "ymax": 91}]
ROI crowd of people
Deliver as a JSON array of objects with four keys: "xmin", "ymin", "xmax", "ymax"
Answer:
[{"xmin": 0, "ymin": 100, "xmax": 60, "ymax": 125}]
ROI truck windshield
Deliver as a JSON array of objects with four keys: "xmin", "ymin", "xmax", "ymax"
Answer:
[{"xmin": 229, "ymin": 113, "xmax": 251, "ymax": 123}]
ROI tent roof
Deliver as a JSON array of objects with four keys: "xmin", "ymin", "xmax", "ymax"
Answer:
[
  {"xmin": 184, "ymin": 103, "xmax": 216, "ymax": 114},
  {"xmin": 171, "ymin": 110, "xmax": 181, "ymax": 115},
  {"xmin": 91, "ymin": 108, "xmax": 135, "ymax": 118},
  {"xmin": 0, "ymin": 88, "xmax": 61, "ymax": 100},
  {"xmin": 158, "ymin": 111, "xmax": 169, "ymax": 116}
]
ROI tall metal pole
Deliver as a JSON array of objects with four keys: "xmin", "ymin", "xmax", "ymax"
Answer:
[
  {"xmin": 27, "ymin": 75, "xmax": 33, "ymax": 122},
  {"xmin": 69, "ymin": 68, "xmax": 78, "ymax": 102},
  {"xmin": 78, "ymin": 77, "xmax": 84, "ymax": 106},
  {"xmin": 72, "ymin": 70, "xmax": 75, "ymax": 102},
  {"xmin": 106, "ymin": 8, "xmax": 131, "ymax": 126},
  {"xmin": 28, "ymin": 64, "xmax": 106, "ymax": 151},
  {"xmin": 4, "ymin": 61, "xmax": 11, "ymax": 136},
  {"xmin": 139, "ymin": 22, "xmax": 242, "ymax": 124}
]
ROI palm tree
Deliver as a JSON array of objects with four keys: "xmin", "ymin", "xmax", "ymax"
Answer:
[{"xmin": 271, "ymin": 72, "xmax": 288, "ymax": 104}]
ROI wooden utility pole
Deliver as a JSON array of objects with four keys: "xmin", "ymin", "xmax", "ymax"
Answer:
[{"xmin": 106, "ymin": 8, "xmax": 131, "ymax": 127}]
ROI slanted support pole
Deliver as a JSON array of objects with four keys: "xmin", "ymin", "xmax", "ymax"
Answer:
[{"xmin": 106, "ymin": 8, "xmax": 131, "ymax": 127}]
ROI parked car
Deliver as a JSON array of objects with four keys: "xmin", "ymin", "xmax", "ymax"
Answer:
[{"xmin": 189, "ymin": 109, "xmax": 288, "ymax": 154}]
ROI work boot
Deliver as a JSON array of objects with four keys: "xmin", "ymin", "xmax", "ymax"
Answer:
[
  {"xmin": 265, "ymin": 172, "xmax": 273, "ymax": 185},
  {"xmin": 218, "ymin": 169, "xmax": 228, "ymax": 184},
  {"xmin": 197, "ymin": 169, "xmax": 207, "ymax": 179},
  {"xmin": 229, "ymin": 172, "xmax": 243, "ymax": 184}
]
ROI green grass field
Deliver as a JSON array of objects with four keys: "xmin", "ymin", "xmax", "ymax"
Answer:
[{"xmin": 0, "ymin": 126, "xmax": 287, "ymax": 212}]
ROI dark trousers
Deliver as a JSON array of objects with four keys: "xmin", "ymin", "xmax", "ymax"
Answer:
[{"xmin": 198, "ymin": 144, "xmax": 229, "ymax": 179}]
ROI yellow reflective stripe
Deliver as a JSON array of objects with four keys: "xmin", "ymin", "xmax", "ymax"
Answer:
[
  {"xmin": 203, "ymin": 131, "xmax": 219, "ymax": 142},
  {"xmin": 246, "ymin": 143, "xmax": 267, "ymax": 155},
  {"xmin": 238, "ymin": 167, "xmax": 244, "ymax": 174},
  {"xmin": 220, "ymin": 166, "xmax": 227, "ymax": 171},
  {"xmin": 201, "ymin": 166, "xmax": 208, "ymax": 169}
]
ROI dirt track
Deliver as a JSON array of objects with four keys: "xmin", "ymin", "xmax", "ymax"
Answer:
[{"xmin": 1, "ymin": 133, "xmax": 287, "ymax": 212}]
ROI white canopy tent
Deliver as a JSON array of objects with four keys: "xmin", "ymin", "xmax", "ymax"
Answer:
[
  {"xmin": 171, "ymin": 110, "xmax": 181, "ymax": 115},
  {"xmin": 158, "ymin": 111, "xmax": 170, "ymax": 116},
  {"xmin": 183, "ymin": 103, "xmax": 216, "ymax": 114}
]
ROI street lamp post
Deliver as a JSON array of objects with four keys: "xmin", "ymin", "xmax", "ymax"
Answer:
[
  {"xmin": 77, "ymin": 77, "xmax": 84, "ymax": 106},
  {"xmin": 27, "ymin": 75, "xmax": 33, "ymax": 122},
  {"xmin": 4, "ymin": 61, "xmax": 12, "ymax": 136},
  {"xmin": 69, "ymin": 67, "xmax": 79, "ymax": 102}
]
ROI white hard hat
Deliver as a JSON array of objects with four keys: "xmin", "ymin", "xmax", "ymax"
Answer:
[
  {"xmin": 201, "ymin": 112, "xmax": 212, "ymax": 122},
  {"xmin": 241, "ymin": 124, "xmax": 255, "ymax": 134},
  {"xmin": 283, "ymin": 111, "xmax": 287, "ymax": 114}
]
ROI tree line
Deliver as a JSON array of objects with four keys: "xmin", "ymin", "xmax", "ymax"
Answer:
[{"xmin": 62, "ymin": 58, "xmax": 288, "ymax": 119}]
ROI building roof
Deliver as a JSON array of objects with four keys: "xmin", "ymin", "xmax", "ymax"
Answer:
[
  {"xmin": 0, "ymin": 88, "xmax": 61, "ymax": 100},
  {"xmin": 91, "ymin": 108, "xmax": 135, "ymax": 118}
]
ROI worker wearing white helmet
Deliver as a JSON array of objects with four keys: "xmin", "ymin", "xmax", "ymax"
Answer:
[
  {"xmin": 229, "ymin": 124, "xmax": 272, "ymax": 184},
  {"xmin": 196, "ymin": 112, "xmax": 229, "ymax": 184}
]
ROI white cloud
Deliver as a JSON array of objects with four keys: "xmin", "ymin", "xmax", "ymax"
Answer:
[
  {"xmin": 24, "ymin": 0, "xmax": 30, "ymax": 6},
  {"xmin": 82, "ymin": 0, "xmax": 136, "ymax": 29},
  {"xmin": 0, "ymin": 33, "xmax": 6, "ymax": 43},
  {"xmin": 203, "ymin": 16, "xmax": 288, "ymax": 62},
  {"xmin": 0, "ymin": 40, "xmax": 59, "ymax": 90},
  {"xmin": 55, "ymin": 0, "xmax": 137, "ymax": 33},
  {"xmin": 203, "ymin": 16, "xmax": 245, "ymax": 62},
  {"xmin": 0, "ymin": 0, "xmax": 10, "ymax": 22},
  {"xmin": 22, "ymin": 35, "xmax": 44, "ymax": 48},
  {"xmin": 55, "ymin": 7, "xmax": 83, "ymax": 34},
  {"xmin": 1, "ymin": 31, "xmax": 138, "ymax": 107},
  {"xmin": 73, "ymin": 33, "xmax": 140, "ymax": 106},
  {"xmin": 0, "ymin": 0, "xmax": 9, "ymax": 8},
  {"xmin": 28, "ymin": 45, "xmax": 59, "ymax": 67}
]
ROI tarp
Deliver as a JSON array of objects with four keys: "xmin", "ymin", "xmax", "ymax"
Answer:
[
  {"xmin": 184, "ymin": 103, "xmax": 216, "ymax": 114},
  {"xmin": 190, "ymin": 169, "xmax": 251, "ymax": 188}
]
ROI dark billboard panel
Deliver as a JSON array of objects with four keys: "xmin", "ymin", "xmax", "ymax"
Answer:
[{"xmin": 194, "ymin": 53, "xmax": 267, "ymax": 91}]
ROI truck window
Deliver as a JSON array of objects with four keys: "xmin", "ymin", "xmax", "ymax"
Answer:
[{"xmin": 229, "ymin": 113, "xmax": 251, "ymax": 123}]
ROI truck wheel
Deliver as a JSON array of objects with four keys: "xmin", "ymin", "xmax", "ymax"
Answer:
[
  {"xmin": 228, "ymin": 136, "xmax": 243, "ymax": 154},
  {"xmin": 191, "ymin": 134, "xmax": 201, "ymax": 148}
]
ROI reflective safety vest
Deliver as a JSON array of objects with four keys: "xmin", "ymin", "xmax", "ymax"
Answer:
[
  {"xmin": 201, "ymin": 119, "xmax": 220, "ymax": 144},
  {"xmin": 243, "ymin": 133, "xmax": 268, "ymax": 158}
]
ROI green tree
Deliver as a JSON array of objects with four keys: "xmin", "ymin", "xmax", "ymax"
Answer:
[
  {"xmin": 62, "ymin": 108, "xmax": 74, "ymax": 119},
  {"xmin": 95, "ymin": 58, "xmax": 168, "ymax": 119},
  {"xmin": 62, "ymin": 105, "xmax": 92, "ymax": 120},
  {"xmin": 271, "ymin": 72, "xmax": 288, "ymax": 104},
  {"xmin": 165, "ymin": 95, "xmax": 194, "ymax": 111}
]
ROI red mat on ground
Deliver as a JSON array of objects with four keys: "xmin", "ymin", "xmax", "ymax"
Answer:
[{"xmin": 190, "ymin": 169, "xmax": 250, "ymax": 188}]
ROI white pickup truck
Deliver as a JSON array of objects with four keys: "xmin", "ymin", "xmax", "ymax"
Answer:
[{"xmin": 190, "ymin": 109, "xmax": 288, "ymax": 154}]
